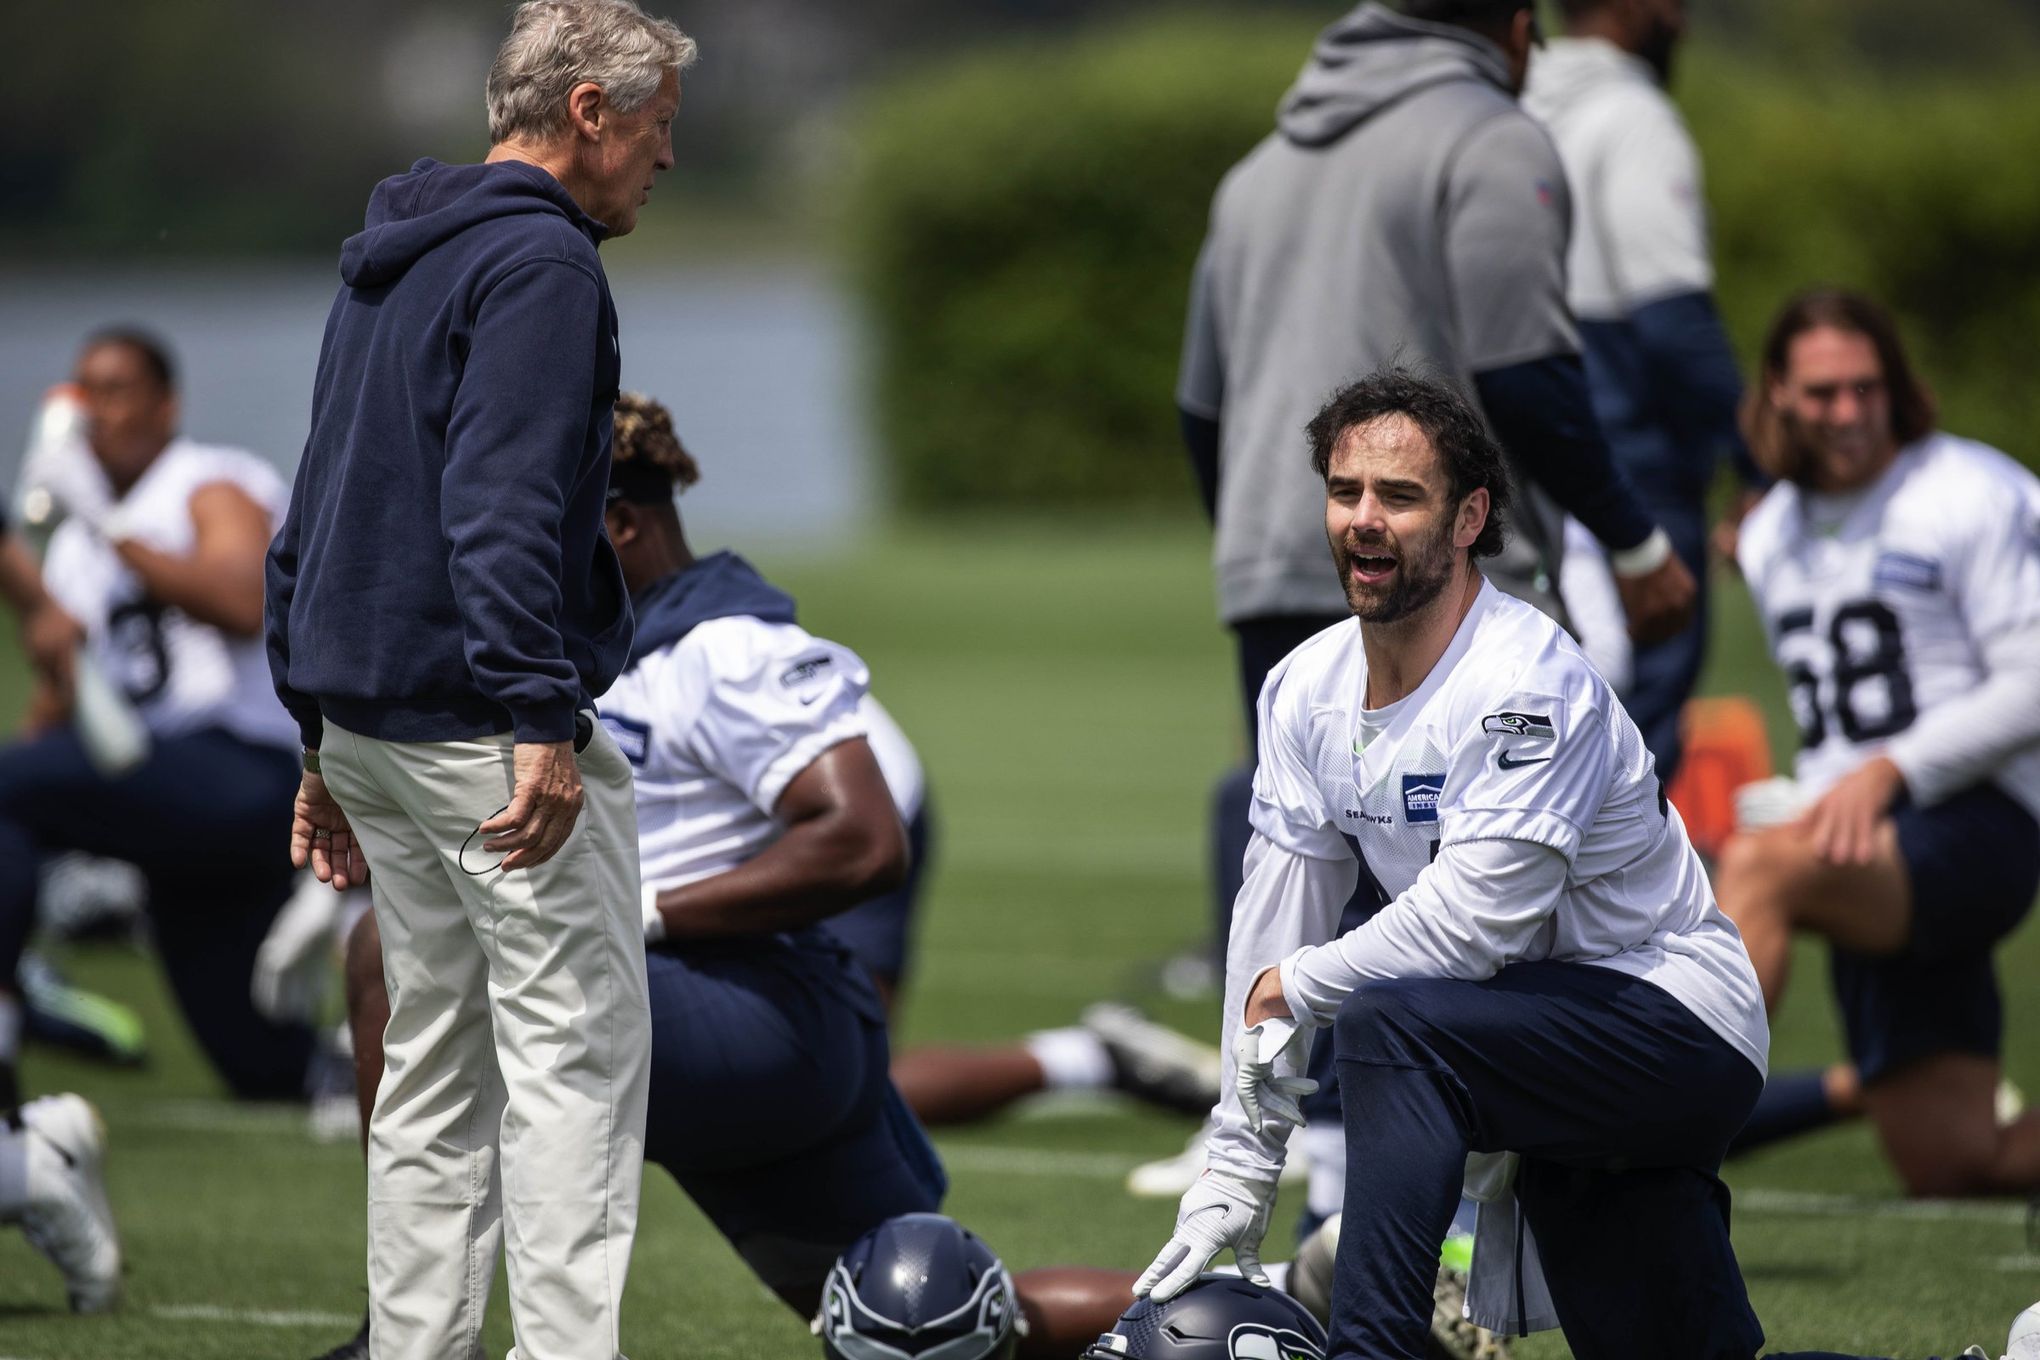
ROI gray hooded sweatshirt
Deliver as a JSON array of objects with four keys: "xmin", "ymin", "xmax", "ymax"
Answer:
[{"xmin": 1182, "ymin": 3, "xmax": 1579, "ymax": 624}]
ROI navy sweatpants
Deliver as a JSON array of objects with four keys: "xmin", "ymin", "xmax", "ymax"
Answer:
[
  {"xmin": 642, "ymin": 929, "xmax": 944, "ymax": 1312},
  {"xmin": 0, "ymin": 725, "xmax": 313, "ymax": 1100},
  {"xmin": 1327, "ymin": 962, "xmax": 1949, "ymax": 1360},
  {"xmin": 1328, "ymin": 962, "xmax": 1767, "ymax": 1360}
]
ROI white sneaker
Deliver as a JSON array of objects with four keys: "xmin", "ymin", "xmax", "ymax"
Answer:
[
  {"xmin": 1124, "ymin": 1117, "xmax": 1309, "ymax": 1198},
  {"xmin": 16, "ymin": 1094, "xmax": 121, "ymax": 1312},
  {"xmin": 2005, "ymin": 1299, "xmax": 2040, "ymax": 1359},
  {"xmin": 1080, "ymin": 1002, "xmax": 1224, "ymax": 1117}
]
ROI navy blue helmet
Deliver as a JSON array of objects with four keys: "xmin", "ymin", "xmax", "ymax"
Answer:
[
  {"xmin": 815, "ymin": 1214, "xmax": 1022, "ymax": 1360},
  {"xmin": 1081, "ymin": 1277, "xmax": 1327, "ymax": 1360}
]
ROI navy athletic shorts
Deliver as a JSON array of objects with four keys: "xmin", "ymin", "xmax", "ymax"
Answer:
[
  {"xmin": 1831, "ymin": 782, "xmax": 2040, "ymax": 1082},
  {"xmin": 819, "ymin": 802, "xmax": 932, "ymax": 988},
  {"xmin": 642, "ymin": 929, "xmax": 946, "ymax": 1303}
]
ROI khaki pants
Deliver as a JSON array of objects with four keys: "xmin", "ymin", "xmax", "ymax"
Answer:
[{"xmin": 322, "ymin": 720, "xmax": 650, "ymax": 1360}]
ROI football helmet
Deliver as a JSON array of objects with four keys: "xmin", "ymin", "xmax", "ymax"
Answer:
[
  {"xmin": 815, "ymin": 1214, "xmax": 1022, "ymax": 1360},
  {"xmin": 1082, "ymin": 1276, "xmax": 1327, "ymax": 1360}
]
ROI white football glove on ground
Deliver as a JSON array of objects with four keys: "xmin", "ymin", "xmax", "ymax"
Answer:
[
  {"xmin": 1734, "ymin": 776, "xmax": 1806, "ymax": 832},
  {"xmin": 251, "ymin": 873, "xmax": 348, "ymax": 1021},
  {"xmin": 1235, "ymin": 1017, "xmax": 1317, "ymax": 1132},
  {"xmin": 1134, "ymin": 1169, "xmax": 1277, "ymax": 1301}
]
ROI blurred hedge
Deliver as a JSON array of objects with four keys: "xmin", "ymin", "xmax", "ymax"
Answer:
[{"xmin": 848, "ymin": 13, "xmax": 2040, "ymax": 508}]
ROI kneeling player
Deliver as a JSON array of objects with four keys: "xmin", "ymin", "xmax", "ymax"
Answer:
[
  {"xmin": 302, "ymin": 394, "xmax": 1137, "ymax": 1360},
  {"xmin": 1716, "ymin": 289, "xmax": 2040, "ymax": 1195},
  {"xmin": 1136, "ymin": 368, "xmax": 2031, "ymax": 1359}
]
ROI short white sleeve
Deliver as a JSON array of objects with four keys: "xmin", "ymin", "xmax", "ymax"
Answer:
[
  {"xmin": 1441, "ymin": 688, "xmax": 1612, "ymax": 864},
  {"xmin": 1247, "ymin": 653, "xmax": 1349, "ymax": 861},
  {"xmin": 681, "ymin": 619, "xmax": 873, "ymax": 814},
  {"xmin": 1594, "ymin": 97, "xmax": 1713, "ymax": 307}
]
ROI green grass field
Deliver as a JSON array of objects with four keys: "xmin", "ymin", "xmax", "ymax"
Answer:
[{"xmin": 1, "ymin": 518, "xmax": 2034, "ymax": 1358}]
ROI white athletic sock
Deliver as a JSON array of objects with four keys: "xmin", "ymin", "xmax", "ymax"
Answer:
[
  {"xmin": 1023, "ymin": 1028, "xmax": 1114, "ymax": 1091},
  {"xmin": 0, "ymin": 1116, "xmax": 26, "ymax": 1220}
]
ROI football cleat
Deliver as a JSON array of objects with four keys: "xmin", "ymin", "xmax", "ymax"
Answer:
[
  {"xmin": 19, "ymin": 951, "xmax": 147, "ymax": 1066},
  {"xmin": 1125, "ymin": 1119, "xmax": 1309, "ymax": 1199},
  {"xmin": 1081, "ymin": 1003, "xmax": 1223, "ymax": 1117},
  {"xmin": 1082, "ymin": 1275, "xmax": 1326, "ymax": 1359},
  {"xmin": 814, "ymin": 1214, "xmax": 1022, "ymax": 1360},
  {"xmin": 306, "ymin": 1310, "xmax": 370, "ymax": 1360},
  {"xmin": 2006, "ymin": 1298, "xmax": 2040, "ymax": 1359},
  {"xmin": 15, "ymin": 1094, "xmax": 121, "ymax": 1313},
  {"xmin": 1286, "ymin": 1215, "xmax": 1509, "ymax": 1360}
]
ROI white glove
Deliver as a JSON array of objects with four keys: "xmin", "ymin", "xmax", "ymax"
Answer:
[
  {"xmin": 251, "ymin": 872, "xmax": 349, "ymax": 1021},
  {"xmin": 1734, "ymin": 776, "xmax": 1806, "ymax": 832},
  {"xmin": 1133, "ymin": 1169, "xmax": 1276, "ymax": 1302},
  {"xmin": 20, "ymin": 387, "xmax": 116, "ymax": 535},
  {"xmin": 1234, "ymin": 1017, "xmax": 1318, "ymax": 1133}
]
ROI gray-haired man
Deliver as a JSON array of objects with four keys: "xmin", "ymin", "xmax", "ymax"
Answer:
[{"xmin": 264, "ymin": 3, "xmax": 696, "ymax": 1357}]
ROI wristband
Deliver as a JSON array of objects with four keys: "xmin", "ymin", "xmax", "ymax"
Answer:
[
  {"xmin": 301, "ymin": 749, "xmax": 321, "ymax": 774},
  {"xmin": 1609, "ymin": 526, "xmax": 1673, "ymax": 578},
  {"xmin": 641, "ymin": 882, "xmax": 666, "ymax": 943}
]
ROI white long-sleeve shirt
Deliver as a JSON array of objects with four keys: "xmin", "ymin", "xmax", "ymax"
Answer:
[
  {"xmin": 1206, "ymin": 584, "xmax": 1768, "ymax": 1333},
  {"xmin": 1208, "ymin": 583, "xmax": 1768, "ymax": 1184}
]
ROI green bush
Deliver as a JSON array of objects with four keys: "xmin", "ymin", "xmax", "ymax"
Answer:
[
  {"xmin": 849, "ymin": 14, "xmax": 2040, "ymax": 509},
  {"xmin": 847, "ymin": 15, "xmax": 1318, "ymax": 510}
]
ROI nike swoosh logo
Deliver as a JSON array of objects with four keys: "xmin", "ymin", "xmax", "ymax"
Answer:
[{"xmin": 1497, "ymin": 752, "xmax": 1552, "ymax": 770}]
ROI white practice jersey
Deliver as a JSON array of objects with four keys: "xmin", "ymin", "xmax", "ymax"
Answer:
[
  {"xmin": 1738, "ymin": 433, "xmax": 2040, "ymax": 818},
  {"xmin": 1209, "ymin": 581, "xmax": 1767, "ymax": 1183},
  {"xmin": 45, "ymin": 438, "xmax": 297, "ymax": 751},
  {"xmin": 1523, "ymin": 37, "xmax": 1713, "ymax": 322},
  {"xmin": 596, "ymin": 614, "xmax": 923, "ymax": 896}
]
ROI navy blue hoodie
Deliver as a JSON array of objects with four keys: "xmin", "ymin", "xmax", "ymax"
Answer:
[{"xmin": 265, "ymin": 158, "xmax": 633, "ymax": 748}]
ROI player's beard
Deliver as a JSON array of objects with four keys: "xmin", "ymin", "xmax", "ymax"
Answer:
[{"xmin": 1334, "ymin": 510, "xmax": 1457, "ymax": 624}]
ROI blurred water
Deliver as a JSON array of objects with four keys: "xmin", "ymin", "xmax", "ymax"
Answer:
[{"xmin": 0, "ymin": 257, "xmax": 873, "ymax": 548}]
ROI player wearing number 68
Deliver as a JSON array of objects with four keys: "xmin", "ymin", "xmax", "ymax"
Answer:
[{"xmin": 1719, "ymin": 288, "xmax": 2040, "ymax": 1198}]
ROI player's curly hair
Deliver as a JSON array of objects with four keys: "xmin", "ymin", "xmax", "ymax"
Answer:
[
  {"xmin": 609, "ymin": 391, "xmax": 700, "ymax": 501},
  {"xmin": 1743, "ymin": 288, "xmax": 1938, "ymax": 487},
  {"xmin": 1305, "ymin": 367, "xmax": 1513, "ymax": 561}
]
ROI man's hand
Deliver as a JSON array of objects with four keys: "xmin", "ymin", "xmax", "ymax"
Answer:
[
  {"xmin": 1796, "ymin": 755, "xmax": 1904, "ymax": 866},
  {"xmin": 1614, "ymin": 552, "xmax": 1697, "ymax": 645},
  {"xmin": 22, "ymin": 601, "xmax": 83, "ymax": 695},
  {"xmin": 1236, "ymin": 965, "xmax": 1315, "ymax": 1132},
  {"xmin": 1133, "ymin": 1170, "xmax": 1277, "ymax": 1302},
  {"xmin": 479, "ymin": 739, "xmax": 583, "ymax": 871},
  {"xmin": 291, "ymin": 769, "xmax": 368, "ymax": 890},
  {"xmin": 1711, "ymin": 487, "xmax": 1767, "ymax": 573},
  {"xmin": 32, "ymin": 442, "xmax": 115, "ymax": 536}
]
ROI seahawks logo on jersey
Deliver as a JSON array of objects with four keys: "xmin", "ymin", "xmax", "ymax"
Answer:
[
  {"xmin": 1227, "ymin": 1323, "xmax": 1326, "ymax": 1360},
  {"xmin": 1481, "ymin": 711, "xmax": 1554, "ymax": 741}
]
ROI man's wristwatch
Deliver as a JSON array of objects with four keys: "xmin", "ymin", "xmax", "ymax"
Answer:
[{"xmin": 302, "ymin": 749, "xmax": 322, "ymax": 775}]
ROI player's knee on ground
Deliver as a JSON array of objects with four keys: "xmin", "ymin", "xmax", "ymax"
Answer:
[{"xmin": 733, "ymin": 1231, "xmax": 842, "ymax": 1318}]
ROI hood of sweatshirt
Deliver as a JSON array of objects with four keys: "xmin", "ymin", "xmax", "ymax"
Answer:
[
  {"xmin": 1277, "ymin": 2, "xmax": 1517, "ymax": 148},
  {"xmin": 625, "ymin": 551, "xmax": 799, "ymax": 667},
  {"xmin": 339, "ymin": 158, "xmax": 607, "ymax": 289}
]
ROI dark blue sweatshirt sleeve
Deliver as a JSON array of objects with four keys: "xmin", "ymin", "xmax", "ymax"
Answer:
[
  {"xmin": 1630, "ymin": 290, "xmax": 1767, "ymax": 488},
  {"xmin": 263, "ymin": 469, "xmax": 322, "ymax": 750},
  {"xmin": 441, "ymin": 258, "xmax": 604, "ymax": 744},
  {"xmin": 1181, "ymin": 407, "xmax": 1220, "ymax": 522},
  {"xmin": 1473, "ymin": 355, "xmax": 1656, "ymax": 554}
]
